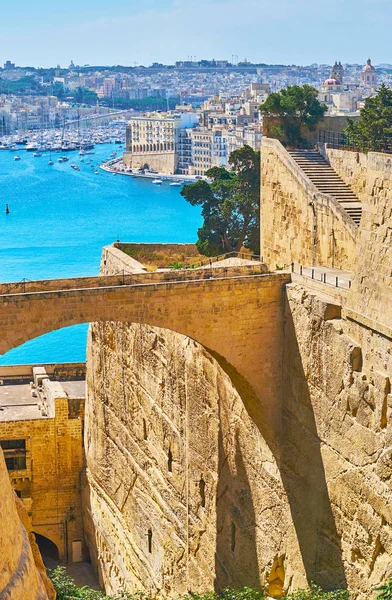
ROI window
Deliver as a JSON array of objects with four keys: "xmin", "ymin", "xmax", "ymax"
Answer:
[
  {"xmin": 1, "ymin": 439, "xmax": 27, "ymax": 471},
  {"xmin": 168, "ymin": 448, "xmax": 173, "ymax": 473}
]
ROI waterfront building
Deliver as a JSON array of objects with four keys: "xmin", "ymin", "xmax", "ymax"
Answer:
[
  {"xmin": 190, "ymin": 127, "xmax": 228, "ymax": 175},
  {"xmin": 124, "ymin": 111, "xmax": 199, "ymax": 174}
]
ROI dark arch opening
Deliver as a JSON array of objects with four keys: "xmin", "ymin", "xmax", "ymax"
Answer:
[
  {"xmin": 199, "ymin": 476, "xmax": 206, "ymax": 508},
  {"xmin": 34, "ymin": 533, "xmax": 60, "ymax": 562}
]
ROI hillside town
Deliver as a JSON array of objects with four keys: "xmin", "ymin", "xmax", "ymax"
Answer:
[{"xmin": 0, "ymin": 57, "xmax": 383, "ymax": 176}]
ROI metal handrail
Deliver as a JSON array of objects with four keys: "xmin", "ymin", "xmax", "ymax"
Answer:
[{"xmin": 291, "ymin": 262, "xmax": 352, "ymax": 290}]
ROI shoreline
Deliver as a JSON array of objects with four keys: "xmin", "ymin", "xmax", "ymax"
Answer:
[{"xmin": 100, "ymin": 158, "xmax": 204, "ymax": 182}]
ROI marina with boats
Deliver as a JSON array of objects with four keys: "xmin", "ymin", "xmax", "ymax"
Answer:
[{"xmin": 1, "ymin": 121, "xmax": 203, "ymax": 183}]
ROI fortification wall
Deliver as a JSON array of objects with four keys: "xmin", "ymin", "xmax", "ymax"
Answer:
[
  {"xmin": 0, "ymin": 449, "xmax": 54, "ymax": 600},
  {"xmin": 322, "ymin": 147, "xmax": 392, "ymax": 328},
  {"xmin": 284, "ymin": 283, "xmax": 392, "ymax": 599},
  {"xmin": 84, "ymin": 321, "xmax": 308, "ymax": 597},
  {"xmin": 260, "ymin": 138, "xmax": 357, "ymax": 271},
  {"xmin": 83, "ymin": 247, "xmax": 304, "ymax": 598},
  {"xmin": 123, "ymin": 151, "xmax": 177, "ymax": 174}
]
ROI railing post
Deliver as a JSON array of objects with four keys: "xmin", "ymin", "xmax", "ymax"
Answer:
[
  {"xmin": 336, "ymin": 276, "xmax": 338, "ymax": 287},
  {"xmin": 312, "ymin": 268, "xmax": 314, "ymax": 279},
  {"xmin": 323, "ymin": 273, "xmax": 326, "ymax": 283},
  {"xmin": 300, "ymin": 265, "xmax": 303, "ymax": 275},
  {"xmin": 349, "ymin": 280, "xmax": 352, "ymax": 289},
  {"xmin": 291, "ymin": 262, "xmax": 294, "ymax": 273}
]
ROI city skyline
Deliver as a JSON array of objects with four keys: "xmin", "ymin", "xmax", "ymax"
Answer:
[{"xmin": 0, "ymin": 0, "xmax": 391, "ymax": 68}]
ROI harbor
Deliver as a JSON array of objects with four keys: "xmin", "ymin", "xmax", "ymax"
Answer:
[{"xmin": 0, "ymin": 141, "xmax": 202, "ymax": 365}]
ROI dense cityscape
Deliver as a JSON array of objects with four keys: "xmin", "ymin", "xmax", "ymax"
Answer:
[{"xmin": 0, "ymin": 57, "xmax": 383, "ymax": 177}]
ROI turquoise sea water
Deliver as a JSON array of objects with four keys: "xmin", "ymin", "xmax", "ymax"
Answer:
[{"xmin": 0, "ymin": 144, "xmax": 202, "ymax": 365}]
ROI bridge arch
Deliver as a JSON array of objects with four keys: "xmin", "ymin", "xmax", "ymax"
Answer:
[{"xmin": 0, "ymin": 273, "xmax": 287, "ymax": 444}]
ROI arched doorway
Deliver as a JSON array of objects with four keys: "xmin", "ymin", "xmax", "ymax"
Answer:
[{"xmin": 34, "ymin": 533, "xmax": 60, "ymax": 567}]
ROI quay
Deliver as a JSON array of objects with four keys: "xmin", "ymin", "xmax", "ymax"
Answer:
[{"xmin": 100, "ymin": 157, "xmax": 204, "ymax": 182}]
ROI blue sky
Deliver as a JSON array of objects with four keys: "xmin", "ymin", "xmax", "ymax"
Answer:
[{"xmin": 0, "ymin": 0, "xmax": 390, "ymax": 67}]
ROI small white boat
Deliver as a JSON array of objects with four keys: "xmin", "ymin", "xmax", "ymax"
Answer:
[
  {"xmin": 14, "ymin": 156, "xmax": 21, "ymax": 161},
  {"xmin": 169, "ymin": 181, "xmax": 182, "ymax": 186},
  {"xmin": 33, "ymin": 152, "xmax": 43, "ymax": 157},
  {"xmin": 152, "ymin": 179, "xmax": 163, "ymax": 185},
  {"xmin": 94, "ymin": 171, "xmax": 99, "ymax": 174},
  {"xmin": 48, "ymin": 160, "xmax": 54, "ymax": 166}
]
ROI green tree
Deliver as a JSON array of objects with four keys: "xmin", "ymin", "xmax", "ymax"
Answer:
[
  {"xmin": 180, "ymin": 146, "xmax": 260, "ymax": 256},
  {"xmin": 259, "ymin": 84, "xmax": 327, "ymax": 147},
  {"xmin": 345, "ymin": 84, "xmax": 392, "ymax": 151},
  {"xmin": 73, "ymin": 87, "xmax": 99, "ymax": 105}
]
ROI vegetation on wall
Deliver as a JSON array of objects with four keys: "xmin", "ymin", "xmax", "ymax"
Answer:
[
  {"xmin": 259, "ymin": 84, "xmax": 327, "ymax": 147},
  {"xmin": 180, "ymin": 145, "xmax": 260, "ymax": 256},
  {"xmin": 49, "ymin": 568, "xmax": 355, "ymax": 600},
  {"xmin": 345, "ymin": 84, "xmax": 392, "ymax": 151}
]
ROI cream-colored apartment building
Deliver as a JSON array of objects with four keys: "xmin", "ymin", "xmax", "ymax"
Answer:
[{"xmin": 124, "ymin": 112, "xmax": 199, "ymax": 174}]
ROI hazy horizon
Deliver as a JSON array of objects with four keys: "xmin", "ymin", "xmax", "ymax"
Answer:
[{"xmin": 0, "ymin": 0, "xmax": 390, "ymax": 69}]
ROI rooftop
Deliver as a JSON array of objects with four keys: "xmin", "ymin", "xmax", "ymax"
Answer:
[{"xmin": 0, "ymin": 378, "xmax": 86, "ymax": 422}]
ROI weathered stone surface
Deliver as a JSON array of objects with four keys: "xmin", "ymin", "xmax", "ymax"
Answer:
[
  {"xmin": 83, "ymin": 233, "xmax": 392, "ymax": 600},
  {"xmin": 324, "ymin": 147, "xmax": 392, "ymax": 329},
  {"xmin": 84, "ymin": 321, "xmax": 307, "ymax": 596},
  {"xmin": 260, "ymin": 138, "xmax": 357, "ymax": 271},
  {"xmin": 0, "ymin": 449, "xmax": 53, "ymax": 600},
  {"xmin": 284, "ymin": 284, "xmax": 392, "ymax": 599}
]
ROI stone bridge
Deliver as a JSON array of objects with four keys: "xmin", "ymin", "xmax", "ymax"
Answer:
[{"xmin": 0, "ymin": 266, "xmax": 290, "ymax": 443}]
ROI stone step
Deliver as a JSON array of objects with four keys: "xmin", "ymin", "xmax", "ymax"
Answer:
[{"xmin": 288, "ymin": 149, "xmax": 362, "ymax": 225}]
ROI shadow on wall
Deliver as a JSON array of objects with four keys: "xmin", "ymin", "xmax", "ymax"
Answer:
[
  {"xmin": 278, "ymin": 298, "xmax": 347, "ymax": 590},
  {"xmin": 209, "ymin": 312, "xmax": 347, "ymax": 592},
  {"xmin": 214, "ymin": 398, "xmax": 261, "ymax": 592}
]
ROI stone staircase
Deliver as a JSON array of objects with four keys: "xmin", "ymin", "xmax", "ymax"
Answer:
[{"xmin": 288, "ymin": 150, "xmax": 362, "ymax": 225}]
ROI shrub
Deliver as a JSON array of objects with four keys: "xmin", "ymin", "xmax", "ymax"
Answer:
[
  {"xmin": 223, "ymin": 586, "xmax": 265, "ymax": 600},
  {"xmin": 282, "ymin": 583, "xmax": 350, "ymax": 600},
  {"xmin": 375, "ymin": 578, "xmax": 392, "ymax": 599}
]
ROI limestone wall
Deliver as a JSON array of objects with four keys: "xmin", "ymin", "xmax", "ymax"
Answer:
[
  {"xmin": 283, "ymin": 283, "xmax": 392, "ymax": 599},
  {"xmin": 84, "ymin": 320, "xmax": 308, "ymax": 597},
  {"xmin": 0, "ymin": 385, "xmax": 84, "ymax": 562},
  {"xmin": 83, "ymin": 248, "xmax": 304, "ymax": 597},
  {"xmin": 322, "ymin": 147, "xmax": 392, "ymax": 330},
  {"xmin": 260, "ymin": 138, "xmax": 357, "ymax": 271},
  {"xmin": 0, "ymin": 449, "xmax": 54, "ymax": 599},
  {"xmin": 123, "ymin": 151, "xmax": 177, "ymax": 174}
]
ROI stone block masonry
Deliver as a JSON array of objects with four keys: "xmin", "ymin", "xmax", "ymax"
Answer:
[
  {"xmin": 0, "ymin": 376, "xmax": 84, "ymax": 564},
  {"xmin": 0, "ymin": 448, "xmax": 55, "ymax": 599},
  {"xmin": 260, "ymin": 138, "xmax": 357, "ymax": 271}
]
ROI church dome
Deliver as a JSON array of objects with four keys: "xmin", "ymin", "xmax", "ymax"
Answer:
[{"xmin": 363, "ymin": 58, "xmax": 375, "ymax": 71}]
